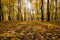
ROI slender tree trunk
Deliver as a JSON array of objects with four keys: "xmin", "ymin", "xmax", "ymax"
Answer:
[
  {"xmin": 0, "ymin": 1, "xmax": 4, "ymax": 21},
  {"xmin": 47, "ymin": 0, "xmax": 50, "ymax": 21},
  {"xmin": 18, "ymin": 0, "xmax": 21, "ymax": 21},
  {"xmin": 0, "ymin": 13, "xmax": 1, "ymax": 21},
  {"xmin": 55, "ymin": 0, "xmax": 57, "ymax": 20},
  {"xmin": 41, "ymin": 0, "xmax": 44, "ymax": 21},
  {"xmin": 0, "ymin": 0, "xmax": 2, "ymax": 21},
  {"xmin": 8, "ymin": 0, "xmax": 11, "ymax": 21}
]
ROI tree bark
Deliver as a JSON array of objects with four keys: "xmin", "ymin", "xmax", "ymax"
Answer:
[
  {"xmin": 47, "ymin": 0, "xmax": 50, "ymax": 21},
  {"xmin": 55, "ymin": 0, "xmax": 57, "ymax": 20},
  {"xmin": 41, "ymin": 0, "xmax": 44, "ymax": 21},
  {"xmin": 0, "ymin": 0, "xmax": 3, "ymax": 21}
]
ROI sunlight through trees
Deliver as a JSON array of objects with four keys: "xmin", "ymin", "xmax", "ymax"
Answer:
[{"xmin": 0, "ymin": 0, "xmax": 60, "ymax": 21}]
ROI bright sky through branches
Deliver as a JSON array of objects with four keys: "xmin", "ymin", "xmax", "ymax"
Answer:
[{"xmin": 24, "ymin": 0, "xmax": 33, "ymax": 13}]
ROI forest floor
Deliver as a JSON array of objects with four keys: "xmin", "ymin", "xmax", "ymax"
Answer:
[{"xmin": 0, "ymin": 21, "xmax": 60, "ymax": 40}]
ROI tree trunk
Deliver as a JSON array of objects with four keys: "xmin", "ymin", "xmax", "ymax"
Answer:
[
  {"xmin": 0, "ymin": 0, "xmax": 4, "ymax": 21},
  {"xmin": 47, "ymin": 0, "xmax": 50, "ymax": 21},
  {"xmin": 18, "ymin": 0, "xmax": 21, "ymax": 21},
  {"xmin": 55, "ymin": 0, "xmax": 57, "ymax": 20},
  {"xmin": 41, "ymin": 0, "xmax": 44, "ymax": 21},
  {"xmin": 0, "ymin": 0, "xmax": 1, "ymax": 21}
]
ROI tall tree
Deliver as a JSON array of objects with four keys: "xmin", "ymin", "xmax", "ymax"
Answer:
[
  {"xmin": 18, "ymin": 0, "xmax": 21, "ymax": 21},
  {"xmin": 55, "ymin": 0, "xmax": 57, "ymax": 20},
  {"xmin": 47, "ymin": 0, "xmax": 50, "ymax": 21},
  {"xmin": 0, "ymin": 1, "xmax": 4, "ymax": 21},
  {"xmin": 41, "ymin": 0, "xmax": 44, "ymax": 21},
  {"xmin": 0, "ymin": 0, "xmax": 1, "ymax": 21}
]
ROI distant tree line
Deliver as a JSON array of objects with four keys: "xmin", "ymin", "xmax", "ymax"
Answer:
[{"xmin": 0, "ymin": 0, "xmax": 60, "ymax": 21}]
